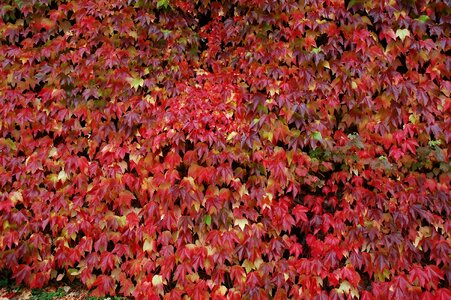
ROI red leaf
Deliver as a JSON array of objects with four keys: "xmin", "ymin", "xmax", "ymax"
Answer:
[
  {"xmin": 0, "ymin": 199, "xmax": 14, "ymax": 213},
  {"xmin": 282, "ymin": 213, "xmax": 295, "ymax": 232},
  {"xmin": 289, "ymin": 243, "xmax": 303, "ymax": 258},
  {"xmin": 436, "ymin": 289, "xmax": 451, "ymax": 300},
  {"xmin": 173, "ymin": 264, "xmax": 192, "ymax": 285},
  {"xmin": 118, "ymin": 277, "xmax": 134, "ymax": 297},
  {"xmin": 341, "ymin": 266, "xmax": 360, "ymax": 286},
  {"xmin": 12, "ymin": 264, "xmax": 31, "ymax": 285},
  {"xmin": 230, "ymin": 265, "xmax": 245, "ymax": 287},
  {"xmin": 126, "ymin": 211, "xmax": 140, "ymax": 228},
  {"xmin": 99, "ymin": 252, "xmax": 116, "ymax": 273},
  {"xmin": 30, "ymin": 272, "xmax": 50, "ymax": 289},
  {"xmin": 292, "ymin": 205, "xmax": 309, "ymax": 223},
  {"xmin": 424, "ymin": 265, "xmax": 445, "ymax": 290},
  {"xmin": 164, "ymin": 151, "xmax": 181, "ymax": 168},
  {"xmin": 94, "ymin": 233, "xmax": 108, "ymax": 253},
  {"xmin": 246, "ymin": 271, "xmax": 261, "ymax": 288},
  {"xmin": 92, "ymin": 275, "xmax": 116, "ymax": 297}
]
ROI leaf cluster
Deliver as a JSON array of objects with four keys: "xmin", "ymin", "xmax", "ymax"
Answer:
[{"xmin": 0, "ymin": 0, "xmax": 449, "ymax": 298}]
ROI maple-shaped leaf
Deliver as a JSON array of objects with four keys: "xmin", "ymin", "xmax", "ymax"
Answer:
[
  {"xmin": 127, "ymin": 76, "xmax": 144, "ymax": 90},
  {"xmin": 292, "ymin": 205, "xmax": 309, "ymax": 223},
  {"xmin": 78, "ymin": 236, "xmax": 93, "ymax": 253},
  {"xmin": 289, "ymin": 242, "xmax": 303, "ymax": 258},
  {"xmin": 79, "ymin": 268, "xmax": 94, "ymax": 288},
  {"xmin": 340, "ymin": 266, "xmax": 360, "ymax": 286},
  {"xmin": 99, "ymin": 252, "xmax": 117, "ymax": 273},
  {"xmin": 92, "ymin": 275, "xmax": 116, "ymax": 297},
  {"xmin": 395, "ymin": 29, "xmax": 410, "ymax": 41},
  {"xmin": 324, "ymin": 251, "xmax": 339, "ymax": 269},
  {"xmin": 0, "ymin": 199, "xmax": 14, "ymax": 213},
  {"xmin": 389, "ymin": 146, "xmax": 404, "ymax": 161},
  {"xmin": 29, "ymin": 272, "xmax": 50, "ymax": 289},
  {"xmin": 12, "ymin": 264, "xmax": 31, "ymax": 285},
  {"xmin": 94, "ymin": 233, "xmax": 109, "ymax": 253},
  {"xmin": 118, "ymin": 277, "xmax": 134, "ymax": 297},
  {"xmin": 230, "ymin": 265, "xmax": 246, "ymax": 287},
  {"xmin": 157, "ymin": 0, "xmax": 170, "ymax": 9},
  {"xmin": 126, "ymin": 211, "xmax": 140, "ymax": 228},
  {"xmin": 164, "ymin": 151, "xmax": 182, "ymax": 168},
  {"xmin": 409, "ymin": 264, "xmax": 428, "ymax": 287},
  {"xmin": 436, "ymin": 289, "xmax": 451, "ymax": 300},
  {"xmin": 246, "ymin": 271, "xmax": 262, "ymax": 288},
  {"xmin": 173, "ymin": 264, "xmax": 192, "ymax": 286},
  {"xmin": 424, "ymin": 265, "xmax": 445, "ymax": 290},
  {"xmin": 282, "ymin": 213, "xmax": 295, "ymax": 232}
]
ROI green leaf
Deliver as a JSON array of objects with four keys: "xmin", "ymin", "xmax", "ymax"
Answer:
[
  {"xmin": 157, "ymin": 0, "xmax": 170, "ymax": 9},
  {"xmin": 346, "ymin": 0, "xmax": 362, "ymax": 9},
  {"xmin": 2, "ymin": 138, "xmax": 17, "ymax": 151},
  {"xmin": 311, "ymin": 47, "xmax": 321, "ymax": 54},
  {"xmin": 428, "ymin": 140, "xmax": 441, "ymax": 148},
  {"xmin": 162, "ymin": 29, "xmax": 172, "ymax": 38},
  {"xmin": 68, "ymin": 268, "xmax": 81, "ymax": 276},
  {"xmin": 127, "ymin": 77, "xmax": 144, "ymax": 90},
  {"xmin": 261, "ymin": 130, "xmax": 273, "ymax": 141},
  {"xmin": 416, "ymin": 15, "xmax": 429, "ymax": 22},
  {"xmin": 311, "ymin": 131, "xmax": 322, "ymax": 141},
  {"xmin": 14, "ymin": 0, "xmax": 24, "ymax": 9},
  {"xmin": 395, "ymin": 28, "xmax": 410, "ymax": 41},
  {"xmin": 205, "ymin": 214, "xmax": 211, "ymax": 226}
]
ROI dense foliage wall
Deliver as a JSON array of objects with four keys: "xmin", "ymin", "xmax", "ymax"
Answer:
[{"xmin": 0, "ymin": 0, "xmax": 450, "ymax": 298}]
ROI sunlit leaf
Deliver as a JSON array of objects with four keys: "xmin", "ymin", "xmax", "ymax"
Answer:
[{"xmin": 395, "ymin": 28, "xmax": 410, "ymax": 41}]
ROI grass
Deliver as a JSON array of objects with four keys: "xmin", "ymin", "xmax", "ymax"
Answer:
[
  {"xmin": 0, "ymin": 272, "xmax": 127, "ymax": 299},
  {"xmin": 30, "ymin": 288, "xmax": 66, "ymax": 300}
]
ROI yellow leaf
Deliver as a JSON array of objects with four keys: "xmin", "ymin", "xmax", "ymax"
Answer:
[
  {"xmin": 268, "ymin": 87, "xmax": 280, "ymax": 96},
  {"xmin": 254, "ymin": 258, "xmax": 263, "ymax": 269},
  {"xmin": 129, "ymin": 30, "xmax": 138, "ymax": 39},
  {"xmin": 396, "ymin": 28, "xmax": 410, "ymax": 41},
  {"xmin": 152, "ymin": 275, "xmax": 163, "ymax": 286},
  {"xmin": 218, "ymin": 286, "xmax": 227, "ymax": 295},
  {"xmin": 194, "ymin": 68, "xmax": 209, "ymax": 76},
  {"xmin": 117, "ymin": 216, "xmax": 127, "ymax": 227},
  {"xmin": 144, "ymin": 95, "xmax": 155, "ymax": 105},
  {"xmin": 143, "ymin": 239, "xmax": 154, "ymax": 252},
  {"xmin": 58, "ymin": 170, "xmax": 68, "ymax": 182},
  {"xmin": 242, "ymin": 259, "xmax": 254, "ymax": 273},
  {"xmin": 48, "ymin": 147, "xmax": 58, "ymax": 157},
  {"xmin": 234, "ymin": 218, "xmax": 248, "ymax": 231},
  {"xmin": 337, "ymin": 280, "xmax": 351, "ymax": 294},
  {"xmin": 10, "ymin": 191, "xmax": 23, "ymax": 204},
  {"xmin": 227, "ymin": 131, "xmax": 237, "ymax": 141},
  {"xmin": 3, "ymin": 221, "xmax": 10, "ymax": 230}
]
